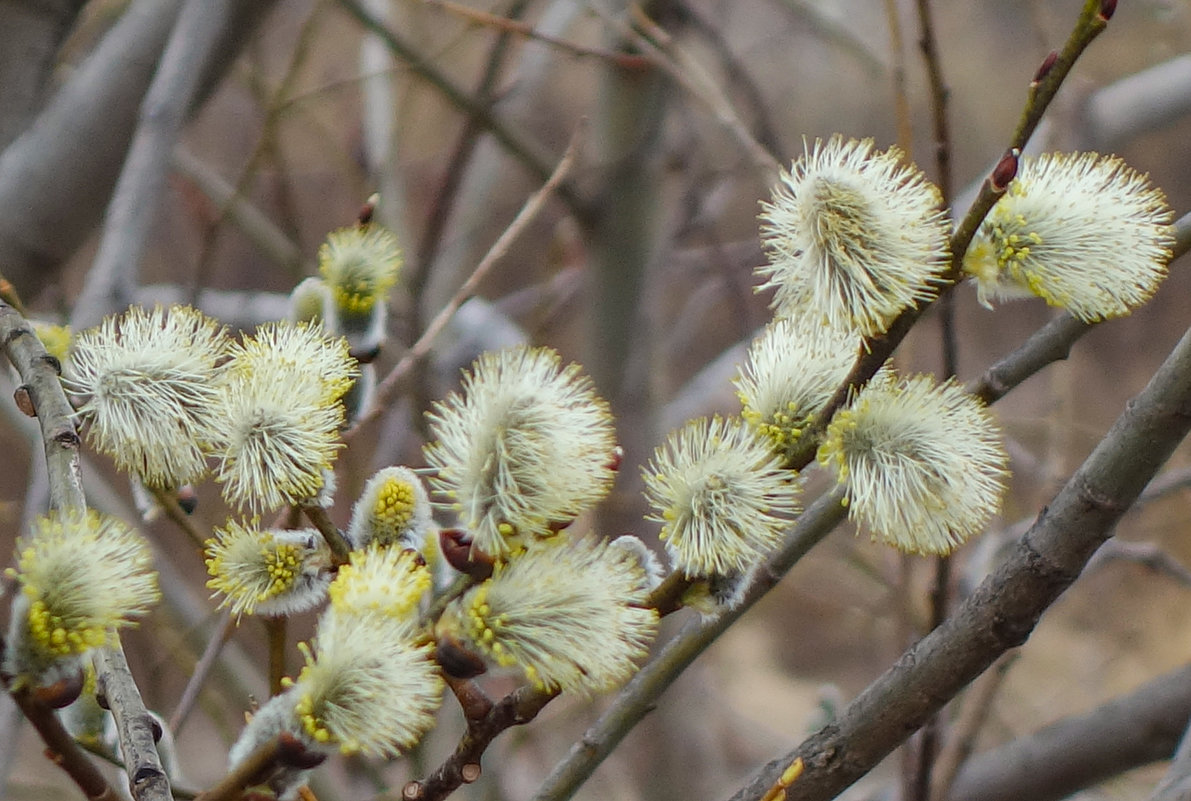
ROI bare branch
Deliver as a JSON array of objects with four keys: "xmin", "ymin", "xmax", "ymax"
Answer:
[
  {"xmin": 1081, "ymin": 54, "xmax": 1191, "ymax": 151},
  {"xmin": 0, "ymin": 300, "xmax": 170, "ymax": 800},
  {"xmin": 0, "ymin": 0, "xmax": 89, "ymax": 149},
  {"xmin": 171, "ymin": 147, "xmax": 306, "ymax": 275},
  {"xmin": 0, "ymin": 0, "xmax": 280, "ymax": 300},
  {"xmin": 948, "ymin": 662, "xmax": 1191, "ymax": 801},
  {"xmin": 94, "ymin": 643, "xmax": 172, "ymax": 801},
  {"xmin": 727, "ymin": 316, "xmax": 1191, "ymax": 801},
  {"xmin": 6, "ymin": 684, "xmax": 120, "ymax": 801},
  {"xmin": 334, "ymin": 0, "xmax": 588, "ymax": 217}
]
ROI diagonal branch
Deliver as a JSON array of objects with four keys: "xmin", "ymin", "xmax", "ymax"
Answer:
[
  {"xmin": 783, "ymin": 0, "xmax": 1113, "ymax": 475},
  {"xmin": 0, "ymin": 301, "xmax": 170, "ymax": 800},
  {"xmin": 727, "ymin": 316, "xmax": 1191, "ymax": 801},
  {"xmin": 950, "ymin": 661, "xmax": 1191, "ymax": 801}
]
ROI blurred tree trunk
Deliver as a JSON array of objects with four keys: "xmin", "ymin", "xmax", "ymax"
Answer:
[
  {"xmin": 0, "ymin": 0, "xmax": 280, "ymax": 301},
  {"xmin": 0, "ymin": 0, "xmax": 89, "ymax": 150},
  {"xmin": 587, "ymin": 0, "xmax": 676, "ymax": 539}
]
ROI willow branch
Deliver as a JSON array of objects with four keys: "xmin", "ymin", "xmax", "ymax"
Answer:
[
  {"xmin": 783, "ymin": 1, "xmax": 1113, "ymax": 474},
  {"xmin": 727, "ymin": 316, "xmax": 1191, "ymax": 801},
  {"xmin": 301, "ymin": 504, "xmax": 352, "ymax": 566},
  {"xmin": 532, "ymin": 488, "xmax": 849, "ymax": 801},
  {"xmin": 418, "ymin": 0, "xmax": 635, "ymax": 63},
  {"xmin": 6, "ymin": 684, "xmax": 119, "ymax": 800},
  {"xmin": 334, "ymin": 0, "xmax": 588, "ymax": 217},
  {"xmin": 94, "ymin": 643, "xmax": 172, "ymax": 801},
  {"xmin": 947, "ymin": 661, "xmax": 1191, "ymax": 801},
  {"xmin": 600, "ymin": 4, "xmax": 781, "ymax": 175},
  {"xmin": 405, "ymin": 686, "xmax": 556, "ymax": 801},
  {"xmin": 0, "ymin": 301, "xmax": 170, "ymax": 800}
]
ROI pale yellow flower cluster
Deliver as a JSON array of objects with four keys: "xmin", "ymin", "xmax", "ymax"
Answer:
[{"xmin": 4, "ymin": 511, "xmax": 158, "ymax": 689}]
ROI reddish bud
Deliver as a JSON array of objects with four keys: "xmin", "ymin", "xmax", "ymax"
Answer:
[
  {"xmin": 1032, "ymin": 51, "xmax": 1059, "ymax": 86},
  {"xmin": 176, "ymin": 485, "xmax": 199, "ymax": 515},
  {"xmin": 990, "ymin": 148, "xmax": 1020, "ymax": 192},
  {"xmin": 34, "ymin": 670, "xmax": 84, "ymax": 709},
  {"xmin": 403, "ymin": 547, "xmax": 427, "ymax": 568},
  {"xmin": 439, "ymin": 528, "xmax": 495, "ymax": 580},
  {"xmin": 14, "ymin": 385, "xmax": 35, "ymax": 417},
  {"xmin": 357, "ymin": 193, "xmax": 379, "ymax": 227},
  {"xmin": 606, "ymin": 446, "xmax": 624, "ymax": 472},
  {"xmin": 277, "ymin": 731, "xmax": 326, "ymax": 769},
  {"xmin": 1098, "ymin": 0, "xmax": 1116, "ymax": 20}
]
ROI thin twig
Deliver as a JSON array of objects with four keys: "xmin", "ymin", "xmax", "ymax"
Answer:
[
  {"xmin": 189, "ymin": 2, "xmax": 322, "ymax": 292},
  {"xmin": 929, "ymin": 651, "xmax": 1019, "ymax": 801},
  {"xmin": 911, "ymin": 1, "xmax": 954, "ymax": 796},
  {"xmin": 301, "ymin": 504, "xmax": 352, "ymax": 567},
  {"xmin": 405, "ymin": 686, "xmax": 556, "ymax": 801},
  {"xmin": 6, "ymin": 684, "xmax": 120, "ymax": 800},
  {"xmin": 94, "ymin": 643, "xmax": 172, "ymax": 801},
  {"xmin": 171, "ymin": 147, "xmax": 306, "ymax": 275},
  {"xmin": 404, "ymin": 0, "xmax": 535, "ymax": 439},
  {"xmin": 168, "ymin": 609, "xmax": 235, "ymax": 736},
  {"xmin": 883, "ymin": 0, "xmax": 913, "ymax": 152},
  {"xmin": 1084, "ymin": 540, "xmax": 1191, "ymax": 586},
  {"xmin": 149, "ymin": 485, "xmax": 207, "ymax": 551},
  {"xmin": 345, "ymin": 122, "xmax": 584, "ymax": 436},
  {"xmin": 334, "ymin": 0, "xmax": 589, "ymax": 218},
  {"xmin": 948, "ymin": 661, "xmax": 1191, "ymax": 801},
  {"xmin": 265, "ymin": 617, "xmax": 288, "ymax": 696},
  {"xmin": 418, "ymin": 0, "xmax": 639, "ymax": 64},
  {"xmin": 781, "ymin": 2, "xmax": 1112, "ymax": 476}
]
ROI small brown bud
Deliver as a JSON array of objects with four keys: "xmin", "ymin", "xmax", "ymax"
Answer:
[
  {"xmin": 278, "ymin": 731, "xmax": 326, "ymax": 769},
  {"xmin": 357, "ymin": 193, "xmax": 380, "ymax": 227},
  {"xmin": 606, "ymin": 446, "xmax": 624, "ymax": 472},
  {"xmin": 176, "ymin": 485, "xmax": 199, "ymax": 515},
  {"xmin": 14, "ymin": 385, "xmax": 35, "ymax": 417},
  {"xmin": 1031, "ymin": 51, "xmax": 1059, "ymax": 86},
  {"xmin": 435, "ymin": 634, "xmax": 488, "ymax": 679},
  {"xmin": 34, "ymin": 670, "xmax": 84, "ymax": 709},
  {"xmin": 1098, "ymin": 0, "xmax": 1116, "ymax": 20},
  {"xmin": 990, "ymin": 148, "xmax": 1020, "ymax": 192},
  {"xmin": 439, "ymin": 528, "xmax": 494, "ymax": 580},
  {"xmin": 461, "ymin": 763, "xmax": 482, "ymax": 783}
]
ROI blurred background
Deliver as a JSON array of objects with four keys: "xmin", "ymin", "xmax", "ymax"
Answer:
[{"xmin": 3, "ymin": 0, "xmax": 1191, "ymax": 799}]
